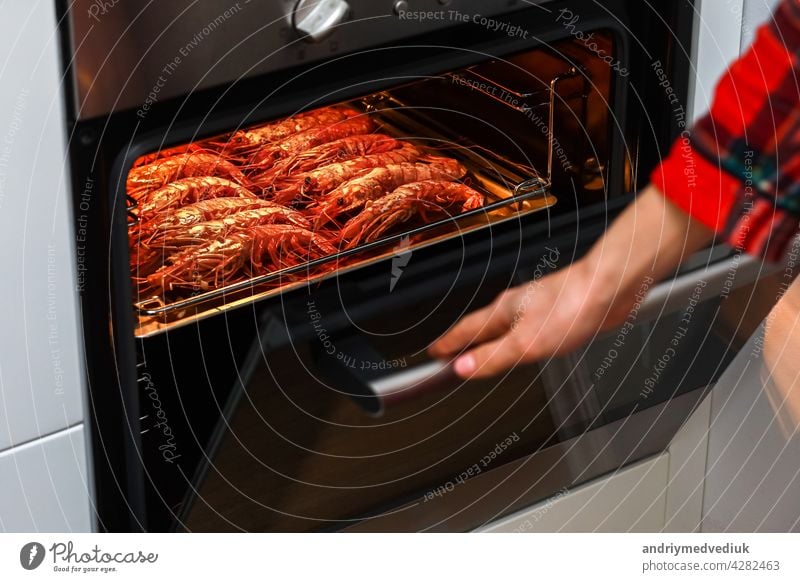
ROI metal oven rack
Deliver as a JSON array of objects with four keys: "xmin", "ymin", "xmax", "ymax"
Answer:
[{"xmin": 128, "ymin": 61, "xmax": 589, "ymax": 336}]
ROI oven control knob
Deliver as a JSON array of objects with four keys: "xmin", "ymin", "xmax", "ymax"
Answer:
[{"xmin": 293, "ymin": 0, "xmax": 351, "ymax": 42}]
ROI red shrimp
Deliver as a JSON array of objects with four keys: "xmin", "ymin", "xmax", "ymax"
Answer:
[
  {"xmin": 266, "ymin": 142, "xmax": 424, "ymax": 205},
  {"xmin": 127, "ymin": 152, "xmax": 248, "ymax": 200},
  {"xmin": 145, "ymin": 205, "xmax": 310, "ymax": 252},
  {"xmin": 311, "ymin": 159, "xmax": 467, "ymax": 226},
  {"xmin": 129, "ymin": 197, "xmax": 269, "ymax": 260},
  {"xmin": 145, "ymin": 224, "xmax": 334, "ymax": 293},
  {"xmin": 134, "ymin": 176, "xmax": 257, "ymax": 220},
  {"xmin": 212, "ymin": 107, "xmax": 360, "ymax": 154},
  {"xmin": 131, "ymin": 143, "xmax": 204, "ymax": 168},
  {"xmin": 248, "ymin": 224, "xmax": 336, "ymax": 272},
  {"xmin": 339, "ymin": 181, "xmax": 485, "ymax": 247},
  {"xmin": 137, "ymin": 198, "xmax": 278, "ymax": 235},
  {"xmin": 248, "ymin": 107, "xmax": 358, "ymax": 141},
  {"xmin": 144, "ymin": 233, "xmax": 254, "ymax": 293},
  {"xmin": 246, "ymin": 115, "xmax": 376, "ymax": 173},
  {"xmin": 250, "ymin": 133, "xmax": 401, "ymax": 185}
]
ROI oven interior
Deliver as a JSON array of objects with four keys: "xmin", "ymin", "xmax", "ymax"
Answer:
[{"xmin": 129, "ymin": 34, "xmax": 615, "ymax": 337}]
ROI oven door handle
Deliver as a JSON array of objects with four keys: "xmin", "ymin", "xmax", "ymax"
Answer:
[
  {"xmin": 317, "ymin": 254, "xmax": 776, "ymax": 416},
  {"xmin": 637, "ymin": 253, "xmax": 777, "ymax": 321},
  {"xmin": 313, "ymin": 336, "xmax": 459, "ymax": 416},
  {"xmin": 365, "ymin": 360, "xmax": 458, "ymax": 413}
]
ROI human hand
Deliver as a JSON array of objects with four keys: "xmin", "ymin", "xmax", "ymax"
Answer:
[{"xmin": 428, "ymin": 259, "xmax": 634, "ymax": 379}]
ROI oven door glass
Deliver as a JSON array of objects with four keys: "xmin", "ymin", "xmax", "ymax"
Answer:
[{"xmin": 177, "ymin": 265, "xmax": 738, "ymax": 532}]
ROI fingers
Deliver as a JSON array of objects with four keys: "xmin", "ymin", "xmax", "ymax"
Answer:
[
  {"xmin": 428, "ymin": 293, "xmax": 514, "ymax": 358},
  {"xmin": 452, "ymin": 333, "xmax": 532, "ymax": 379}
]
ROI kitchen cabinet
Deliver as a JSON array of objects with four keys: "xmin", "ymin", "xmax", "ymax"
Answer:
[
  {"xmin": 480, "ymin": 454, "xmax": 670, "ymax": 532},
  {"xmin": 0, "ymin": 0, "xmax": 86, "ymax": 452},
  {"xmin": 0, "ymin": 425, "xmax": 92, "ymax": 532},
  {"xmin": 481, "ymin": 395, "xmax": 712, "ymax": 532}
]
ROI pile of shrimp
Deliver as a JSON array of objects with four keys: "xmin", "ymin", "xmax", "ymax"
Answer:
[{"xmin": 127, "ymin": 104, "xmax": 485, "ymax": 298}]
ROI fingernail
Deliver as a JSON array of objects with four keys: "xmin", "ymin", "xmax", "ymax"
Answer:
[{"xmin": 454, "ymin": 354, "xmax": 476, "ymax": 377}]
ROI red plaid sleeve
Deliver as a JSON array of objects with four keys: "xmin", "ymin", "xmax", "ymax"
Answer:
[{"xmin": 651, "ymin": 0, "xmax": 800, "ymax": 261}]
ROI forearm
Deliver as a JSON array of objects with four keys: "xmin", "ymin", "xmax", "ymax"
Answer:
[
  {"xmin": 651, "ymin": 0, "xmax": 800, "ymax": 261},
  {"xmin": 580, "ymin": 184, "xmax": 714, "ymax": 322},
  {"xmin": 430, "ymin": 184, "xmax": 715, "ymax": 376}
]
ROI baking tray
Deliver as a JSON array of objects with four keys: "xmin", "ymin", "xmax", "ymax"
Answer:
[{"xmin": 131, "ymin": 96, "xmax": 556, "ymax": 337}]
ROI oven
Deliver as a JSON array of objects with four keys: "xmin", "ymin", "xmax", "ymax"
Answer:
[{"xmin": 61, "ymin": 0, "xmax": 764, "ymax": 532}]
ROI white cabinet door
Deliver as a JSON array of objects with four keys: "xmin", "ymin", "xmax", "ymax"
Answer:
[
  {"xmin": 663, "ymin": 395, "xmax": 711, "ymax": 532},
  {"xmin": 0, "ymin": 425, "xmax": 92, "ymax": 532},
  {"xmin": 703, "ymin": 323, "xmax": 800, "ymax": 532},
  {"xmin": 480, "ymin": 454, "xmax": 670, "ymax": 533},
  {"xmin": 0, "ymin": 0, "xmax": 86, "ymax": 451}
]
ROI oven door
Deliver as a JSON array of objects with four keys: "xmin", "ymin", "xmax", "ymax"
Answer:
[
  {"xmin": 336, "ymin": 251, "xmax": 777, "ymax": 532},
  {"xmin": 158, "ymin": 245, "xmax": 767, "ymax": 532}
]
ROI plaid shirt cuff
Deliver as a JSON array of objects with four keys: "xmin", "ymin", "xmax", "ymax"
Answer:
[{"xmin": 650, "ymin": 139, "xmax": 740, "ymax": 233}]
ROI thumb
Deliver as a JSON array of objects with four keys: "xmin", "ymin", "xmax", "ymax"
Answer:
[{"xmin": 452, "ymin": 333, "xmax": 533, "ymax": 379}]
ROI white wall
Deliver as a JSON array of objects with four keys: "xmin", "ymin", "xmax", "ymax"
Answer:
[
  {"xmin": 690, "ymin": 0, "xmax": 781, "ymax": 121},
  {"xmin": 0, "ymin": 0, "xmax": 93, "ymax": 531},
  {"xmin": 741, "ymin": 0, "xmax": 781, "ymax": 48},
  {"xmin": 689, "ymin": 0, "xmax": 743, "ymax": 122}
]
